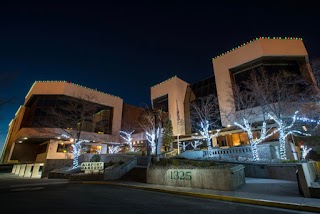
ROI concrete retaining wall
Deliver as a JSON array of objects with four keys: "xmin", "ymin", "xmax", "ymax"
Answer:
[
  {"xmin": 42, "ymin": 159, "xmax": 73, "ymax": 178},
  {"xmin": 147, "ymin": 164, "xmax": 245, "ymax": 191},
  {"xmin": 79, "ymin": 154, "xmax": 133, "ymax": 164},
  {"xmin": 297, "ymin": 161, "xmax": 320, "ymax": 198},
  {"xmin": 104, "ymin": 157, "xmax": 137, "ymax": 180},
  {"xmin": 242, "ymin": 162, "xmax": 297, "ymax": 181}
]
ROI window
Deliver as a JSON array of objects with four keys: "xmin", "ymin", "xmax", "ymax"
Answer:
[
  {"xmin": 57, "ymin": 143, "xmax": 73, "ymax": 153},
  {"xmin": 153, "ymin": 94, "xmax": 169, "ymax": 112}
]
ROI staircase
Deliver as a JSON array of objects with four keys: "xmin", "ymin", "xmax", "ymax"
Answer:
[{"xmin": 120, "ymin": 156, "xmax": 150, "ymax": 183}]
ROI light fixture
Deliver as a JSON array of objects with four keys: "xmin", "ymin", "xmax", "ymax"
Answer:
[
  {"xmin": 227, "ymin": 124, "xmax": 231, "ymax": 127},
  {"xmin": 57, "ymin": 137, "xmax": 61, "ymax": 139},
  {"xmin": 23, "ymin": 137, "xmax": 28, "ymax": 140},
  {"xmin": 302, "ymin": 126, "xmax": 308, "ymax": 131}
]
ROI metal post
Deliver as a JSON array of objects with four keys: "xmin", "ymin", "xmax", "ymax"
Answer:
[
  {"xmin": 177, "ymin": 135, "xmax": 180, "ymax": 155},
  {"xmin": 154, "ymin": 111, "xmax": 158, "ymax": 157}
]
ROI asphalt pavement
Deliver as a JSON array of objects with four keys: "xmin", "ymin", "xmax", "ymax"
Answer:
[{"xmin": 1, "ymin": 173, "xmax": 320, "ymax": 213}]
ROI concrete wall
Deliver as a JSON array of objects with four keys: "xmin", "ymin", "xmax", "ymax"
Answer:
[
  {"xmin": 78, "ymin": 154, "xmax": 133, "ymax": 164},
  {"xmin": 296, "ymin": 161, "xmax": 320, "ymax": 198},
  {"xmin": 1, "ymin": 81, "xmax": 124, "ymax": 164},
  {"xmin": 242, "ymin": 162, "xmax": 297, "ymax": 181},
  {"xmin": 179, "ymin": 146, "xmax": 297, "ymax": 181},
  {"xmin": 46, "ymin": 140, "xmax": 74, "ymax": 159},
  {"xmin": 1, "ymin": 106, "xmax": 26, "ymax": 163},
  {"xmin": 104, "ymin": 157, "xmax": 137, "ymax": 180},
  {"xmin": 24, "ymin": 81, "xmax": 123, "ymax": 136},
  {"xmin": 151, "ymin": 76, "xmax": 189, "ymax": 135},
  {"xmin": 10, "ymin": 143, "xmax": 39, "ymax": 163},
  {"xmin": 147, "ymin": 164, "xmax": 245, "ymax": 191},
  {"xmin": 42, "ymin": 159, "xmax": 73, "ymax": 178}
]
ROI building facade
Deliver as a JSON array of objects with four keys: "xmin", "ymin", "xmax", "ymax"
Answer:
[
  {"xmin": 150, "ymin": 76, "xmax": 189, "ymax": 136},
  {"xmin": 1, "ymin": 81, "xmax": 123, "ymax": 164},
  {"xmin": 212, "ymin": 37, "xmax": 316, "ymax": 127},
  {"xmin": 1, "ymin": 37, "xmax": 317, "ymax": 167}
]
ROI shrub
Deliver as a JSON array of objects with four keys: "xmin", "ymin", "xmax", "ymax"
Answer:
[{"xmin": 171, "ymin": 159, "xmax": 180, "ymax": 167}]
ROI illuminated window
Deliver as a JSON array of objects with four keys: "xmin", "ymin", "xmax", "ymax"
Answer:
[{"xmin": 57, "ymin": 143, "xmax": 72, "ymax": 153}]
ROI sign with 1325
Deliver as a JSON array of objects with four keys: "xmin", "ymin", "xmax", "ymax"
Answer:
[{"xmin": 169, "ymin": 170, "xmax": 192, "ymax": 180}]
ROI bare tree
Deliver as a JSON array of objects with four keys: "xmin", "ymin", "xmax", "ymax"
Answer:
[
  {"xmin": 179, "ymin": 141, "xmax": 190, "ymax": 152},
  {"xmin": 245, "ymin": 69, "xmax": 310, "ymax": 160},
  {"xmin": 108, "ymin": 145, "xmax": 121, "ymax": 154},
  {"xmin": 227, "ymin": 82, "xmax": 277, "ymax": 161},
  {"xmin": 139, "ymin": 106, "xmax": 164, "ymax": 156},
  {"xmin": 120, "ymin": 104, "xmax": 145, "ymax": 152},
  {"xmin": 310, "ymin": 58, "xmax": 320, "ymax": 87},
  {"xmin": 190, "ymin": 140, "xmax": 203, "ymax": 150},
  {"xmin": 190, "ymin": 94, "xmax": 221, "ymax": 150}
]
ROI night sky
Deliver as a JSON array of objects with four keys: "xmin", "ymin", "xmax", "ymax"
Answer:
[{"xmin": 0, "ymin": 1, "xmax": 319, "ymax": 152}]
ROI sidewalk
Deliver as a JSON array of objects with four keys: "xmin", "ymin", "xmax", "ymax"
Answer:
[
  {"xmin": 0, "ymin": 173, "xmax": 69, "ymax": 190},
  {"xmin": 76, "ymin": 178, "xmax": 320, "ymax": 213}
]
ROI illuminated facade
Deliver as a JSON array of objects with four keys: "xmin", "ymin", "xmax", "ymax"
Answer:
[
  {"xmin": 212, "ymin": 37, "xmax": 316, "ymax": 127},
  {"xmin": 1, "ymin": 37, "xmax": 317, "ymax": 167},
  {"xmin": 150, "ymin": 76, "xmax": 189, "ymax": 136},
  {"xmin": 1, "ymin": 81, "xmax": 123, "ymax": 164}
]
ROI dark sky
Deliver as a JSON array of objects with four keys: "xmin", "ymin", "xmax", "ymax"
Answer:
[{"xmin": 0, "ymin": 1, "xmax": 319, "ymax": 151}]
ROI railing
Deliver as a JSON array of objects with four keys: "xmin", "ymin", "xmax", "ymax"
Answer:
[
  {"xmin": 104, "ymin": 157, "xmax": 137, "ymax": 180},
  {"xmin": 203, "ymin": 146, "xmax": 252, "ymax": 159},
  {"xmin": 179, "ymin": 146, "xmax": 253, "ymax": 160},
  {"xmin": 164, "ymin": 149, "xmax": 178, "ymax": 158}
]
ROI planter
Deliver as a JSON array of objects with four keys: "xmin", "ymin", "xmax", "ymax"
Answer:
[{"xmin": 147, "ymin": 164, "xmax": 245, "ymax": 191}]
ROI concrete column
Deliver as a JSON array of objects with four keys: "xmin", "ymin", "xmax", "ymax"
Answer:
[
  {"xmin": 31, "ymin": 163, "xmax": 44, "ymax": 178},
  {"xmin": 212, "ymin": 137, "xmax": 218, "ymax": 147},
  {"xmin": 18, "ymin": 164, "xmax": 27, "ymax": 177},
  {"xmin": 11, "ymin": 165, "xmax": 17, "ymax": 174},
  {"xmin": 24, "ymin": 164, "xmax": 34, "ymax": 178},
  {"xmin": 14, "ymin": 165, "xmax": 21, "ymax": 175},
  {"xmin": 7, "ymin": 142, "xmax": 16, "ymax": 163}
]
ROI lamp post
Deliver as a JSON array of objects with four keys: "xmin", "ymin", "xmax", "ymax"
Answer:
[
  {"xmin": 177, "ymin": 134, "xmax": 180, "ymax": 155},
  {"xmin": 154, "ymin": 110, "xmax": 158, "ymax": 157},
  {"xmin": 149, "ymin": 109, "xmax": 161, "ymax": 157}
]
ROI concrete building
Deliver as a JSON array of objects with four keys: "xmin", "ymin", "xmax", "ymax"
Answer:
[
  {"xmin": 212, "ymin": 37, "xmax": 316, "ymax": 127},
  {"xmin": 150, "ymin": 76, "xmax": 189, "ymax": 136},
  {"xmin": 1, "ymin": 37, "xmax": 317, "ymax": 170},
  {"xmin": 1, "ymin": 81, "xmax": 123, "ymax": 165}
]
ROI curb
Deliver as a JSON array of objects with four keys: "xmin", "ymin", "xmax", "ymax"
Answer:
[
  {"xmin": 0, "ymin": 181, "xmax": 70, "ymax": 192},
  {"xmin": 76, "ymin": 181, "xmax": 320, "ymax": 213}
]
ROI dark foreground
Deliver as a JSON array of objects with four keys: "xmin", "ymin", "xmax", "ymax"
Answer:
[{"xmin": 0, "ymin": 183, "xmax": 315, "ymax": 214}]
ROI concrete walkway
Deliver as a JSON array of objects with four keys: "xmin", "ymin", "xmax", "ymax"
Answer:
[
  {"xmin": 1, "ymin": 173, "xmax": 320, "ymax": 213},
  {"xmin": 76, "ymin": 178, "xmax": 320, "ymax": 213}
]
